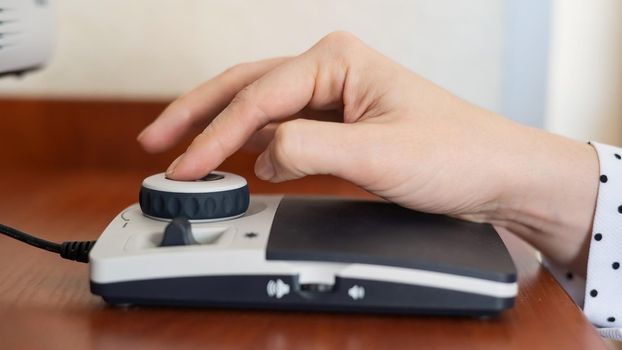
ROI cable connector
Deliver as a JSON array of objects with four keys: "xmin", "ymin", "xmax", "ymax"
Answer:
[
  {"xmin": 59, "ymin": 240, "xmax": 97, "ymax": 263},
  {"xmin": 0, "ymin": 223, "xmax": 96, "ymax": 264}
]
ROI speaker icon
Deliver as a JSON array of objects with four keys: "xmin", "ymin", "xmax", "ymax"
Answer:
[
  {"xmin": 348, "ymin": 285, "xmax": 365, "ymax": 300},
  {"xmin": 267, "ymin": 279, "xmax": 290, "ymax": 299}
]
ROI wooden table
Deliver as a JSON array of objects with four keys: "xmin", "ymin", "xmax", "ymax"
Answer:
[{"xmin": 0, "ymin": 99, "xmax": 608, "ymax": 349}]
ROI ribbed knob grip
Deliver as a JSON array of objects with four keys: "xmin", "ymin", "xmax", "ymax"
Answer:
[{"xmin": 139, "ymin": 172, "xmax": 249, "ymax": 221}]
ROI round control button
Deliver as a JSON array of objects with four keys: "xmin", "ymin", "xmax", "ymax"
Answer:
[
  {"xmin": 139, "ymin": 171, "xmax": 249, "ymax": 221},
  {"xmin": 200, "ymin": 173, "xmax": 225, "ymax": 182}
]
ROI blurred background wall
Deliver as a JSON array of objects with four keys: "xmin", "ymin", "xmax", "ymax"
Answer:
[
  {"xmin": 0, "ymin": 0, "xmax": 620, "ymax": 144},
  {"xmin": 545, "ymin": 0, "xmax": 622, "ymax": 145}
]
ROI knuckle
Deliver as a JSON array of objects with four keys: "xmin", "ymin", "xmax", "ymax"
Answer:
[
  {"xmin": 221, "ymin": 62, "xmax": 250, "ymax": 77},
  {"xmin": 229, "ymin": 86, "xmax": 249, "ymax": 107},
  {"xmin": 320, "ymin": 31, "xmax": 357, "ymax": 46},
  {"xmin": 229, "ymin": 84, "xmax": 270, "ymax": 124},
  {"xmin": 188, "ymin": 123, "xmax": 229, "ymax": 161},
  {"xmin": 318, "ymin": 31, "xmax": 359, "ymax": 53},
  {"xmin": 228, "ymin": 85, "xmax": 254, "ymax": 114},
  {"xmin": 186, "ymin": 130, "xmax": 210, "ymax": 153},
  {"xmin": 313, "ymin": 31, "xmax": 362, "ymax": 67}
]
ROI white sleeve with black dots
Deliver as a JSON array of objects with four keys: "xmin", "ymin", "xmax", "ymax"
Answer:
[
  {"xmin": 584, "ymin": 142, "xmax": 622, "ymax": 329},
  {"xmin": 543, "ymin": 142, "xmax": 622, "ymax": 339}
]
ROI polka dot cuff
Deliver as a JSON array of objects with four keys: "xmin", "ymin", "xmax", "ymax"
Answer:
[{"xmin": 584, "ymin": 142, "xmax": 622, "ymax": 328}]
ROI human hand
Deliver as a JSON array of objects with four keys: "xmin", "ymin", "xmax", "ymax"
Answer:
[{"xmin": 138, "ymin": 32, "xmax": 599, "ymax": 275}]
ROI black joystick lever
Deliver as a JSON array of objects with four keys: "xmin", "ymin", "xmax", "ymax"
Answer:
[{"xmin": 160, "ymin": 217, "xmax": 198, "ymax": 247}]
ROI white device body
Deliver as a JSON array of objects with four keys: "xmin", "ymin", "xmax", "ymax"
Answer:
[
  {"xmin": 0, "ymin": 0, "xmax": 55, "ymax": 75},
  {"xmin": 90, "ymin": 197, "xmax": 517, "ymax": 303}
]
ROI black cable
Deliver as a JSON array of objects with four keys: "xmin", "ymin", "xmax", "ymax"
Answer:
[
  {"xmin": 0, "ymin": 223, "xmax": 61, "ymax": 253},
  {"xmin": 0, "ymin": 223, "xmax": 96, "ymax": 263}
]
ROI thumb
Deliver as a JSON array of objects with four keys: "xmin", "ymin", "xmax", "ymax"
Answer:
[{"xmin": 254, "ymin": 119, "xmax": 364, "ymax": 183}]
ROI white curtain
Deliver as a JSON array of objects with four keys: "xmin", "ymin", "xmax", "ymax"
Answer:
[{"xmin": 545, "ymin": 0, "xmax": 622, "ymax": 144}]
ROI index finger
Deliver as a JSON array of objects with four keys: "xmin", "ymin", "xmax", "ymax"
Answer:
[
  {"xmin": 138, "ymin": 57, "xmax": 290, "ymax": 153},
  {"xmin": 167, "ymin": 37, "xmax": 352, "ymax": 180}
]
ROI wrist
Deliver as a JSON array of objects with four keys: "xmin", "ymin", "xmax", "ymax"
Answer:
[{"xmin": 492, "ymin": 126, "xmax": 599, "ymax": 276}]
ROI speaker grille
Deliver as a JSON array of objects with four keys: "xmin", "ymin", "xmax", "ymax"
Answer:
[{"xmin": 0, "ymin": 7, "xmax": 17, "ymax": 51}]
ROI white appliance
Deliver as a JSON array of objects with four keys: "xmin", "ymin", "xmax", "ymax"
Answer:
[
  {"xmin": 0, "ymin": 0, "xmax": 54, "ymax": 76},
  {"xmin": 90, "ymin": 172, "xmax": 518, "ymax": 316}
]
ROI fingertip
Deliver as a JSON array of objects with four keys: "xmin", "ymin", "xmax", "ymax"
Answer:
[
  {"xmin": 165, "ymin": 149, "xmax": 219, "ymax": 181},
  {"xmin": 137, "ymin": 103, "xmax": 193, "ymax": 154},
  {"xmin": 136, "ymin": 118, "xmax": 181, "ymax": 154},
  {"xmin": 165, "ymin": 160, "xmax": 197, "ymax": 181},
  {"xmin": 136, "ymin": 128, "xmax": 147, "ymax": 142},
  {"xmin": 137, "ymin": 125, "xmax": 156, "ymax": 151},
  {"xmin": 165, "ymin": 154, "xmax": 185, "ymax": 178},
  {"xmin": 137, "ymin": 128, "xmax": 167, "ymax": 153},
  {"xmin": 254, "ymin": 151, "xmax": 275, "ymax": 180}
]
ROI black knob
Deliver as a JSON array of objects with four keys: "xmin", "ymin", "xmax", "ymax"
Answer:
[{"xmin": 139, "ymin": 172, "xmax": 250, "ymax": 221}]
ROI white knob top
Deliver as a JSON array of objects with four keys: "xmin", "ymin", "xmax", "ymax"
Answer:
[{"xmin": 142, "ymin": 172, "xmax": 247, "ymax": 193}]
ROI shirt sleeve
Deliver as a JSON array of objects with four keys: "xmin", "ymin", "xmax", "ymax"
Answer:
[{"xmin": 544, "ymin": 141, "xmax": 622, "ymax": 339}]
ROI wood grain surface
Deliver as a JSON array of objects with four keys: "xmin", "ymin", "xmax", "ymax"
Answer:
[{"xmin": 0, "ymin": 98, "xmax": 608, "ymax": 349}]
